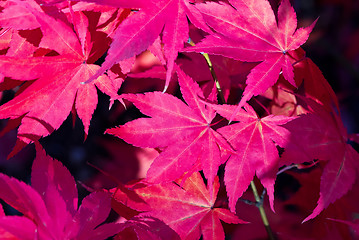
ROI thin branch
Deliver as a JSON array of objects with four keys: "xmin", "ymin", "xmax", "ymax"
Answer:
[
  {"xmin": 250, "ymin": 181, "xmax": 276, "ymax": 240},
  {"xmin": 187, "ymin": 38, "xmax": 225, "ymax": 104}
]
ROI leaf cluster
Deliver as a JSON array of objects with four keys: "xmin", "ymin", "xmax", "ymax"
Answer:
[{"xmin": 0, "ymin": 0, "xmax": 358, "ymax": 239}]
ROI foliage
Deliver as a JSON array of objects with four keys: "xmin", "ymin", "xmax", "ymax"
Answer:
[{"xmin": 0, "ymin": 0, "xmax": 358, "ymax": 239}]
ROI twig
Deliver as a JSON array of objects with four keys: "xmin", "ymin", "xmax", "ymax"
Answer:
[
  {"xmin": 187, "ymin": 38, "xmax": 225, "ymax": 104},
  {"xmin": 250, "ymin": 181, "xmax": 276, "ymax": 240}
]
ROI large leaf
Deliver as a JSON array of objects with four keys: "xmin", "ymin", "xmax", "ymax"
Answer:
[
  {"xmin": 0, "ymin": 144, "xmax": 122, "ymax": 239},
  {"xmin": 113, "ymin": 172, "xmax": 245, "ymax": 240},
  {"xmin": 212, "ymin": 103, "xmax": 294, "ymax": 211},
  {"xmin": 107, "ymin": 68, "xmax": 231, "ymax": 191},
  {"xmin": 0, "ymin": 0, "xmax": 122, "ymax": 149},
  {"xmin": 186, "ymin": 0, "xmax": 316, "ymax": 118},
  {"xmin": 282, "ymin": 102, "xmax": 359, "ymax": 222},
  {"xmin": 82, "ymin": 0, "xmax": 210, "ymax": 91}
]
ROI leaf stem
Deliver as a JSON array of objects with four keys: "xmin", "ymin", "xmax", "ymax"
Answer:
[
  {"xmin": 250, "ymin": 181, "xmax": 276, "ymax": 240},
  {"xmin": 202, "ymin": 52, "xmax": 226, "ymax": 104},
  {"xmin": 187, "ymin": 38, "xmax": 225, "ymax": 104}
]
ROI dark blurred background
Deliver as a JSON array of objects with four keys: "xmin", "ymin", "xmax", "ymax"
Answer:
[{"xmin": 294, "ymin": 0, "xmax": 359, "ymax": 133}]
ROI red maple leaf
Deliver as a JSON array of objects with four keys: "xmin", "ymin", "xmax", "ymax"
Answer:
[
  {"xmin": 282, "ymin": 101, "xmax": 359, "ymax": 222},
  {"xmin": 112, "ymin": 172, "xmax": 245, "ymax": 240},
  {"xmin": 0, "ymin": 145, "xmax": 122, "ymax": 239},
  {"xmin": 106, "ymin": 67, "xmax": 231, "ymax": 193},
  {"xmin": 211, "ymin": 103, "xmax": 294, "ymax": 211},
  {"xmin": 0, "ymin": 0, "xmax": 122, "ymax": 149},
  {"xmin": 185, "ymin": 0, "xmax": 316, "ymax": 118},
  {"xmin": 115, "ymin": 216, "xmax": 181, "ymax": 240},
  {"xmin": 81, "ymin": 0, "xmax": 210, "ymax": 91},
  {"xmin": 0, "ymin": 203, "xmax": 35, "ymax": 240},
  {"xmin": 291, "ymin": 49, "xmax": 339, "ymax": 110},
  {"xmin": 0, "ymin": 1, "xmax": 41, "ymax": 30}
]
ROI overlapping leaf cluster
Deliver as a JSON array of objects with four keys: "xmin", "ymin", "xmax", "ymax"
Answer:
[{"xmin": 0, "ymin": 0, "xmax": 358, "ymax": 239}]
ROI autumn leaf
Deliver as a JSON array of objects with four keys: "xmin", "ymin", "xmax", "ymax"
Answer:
[
  {"xmin": 81, "ymin": 0, "xmax": 210, "ymax": 91},
  {"xmin": 106, "ymin": 67, "xmax": 231, "ymax": 192},
  {"xmin": 304, "ymin": 144, "xmax": 359, "ymax": 222},
  {"xmin": 0, "ymin": 204, "xmax": 36, "ymax": 240},
  {"xmin": 0, "ymin": 0, "xmax": 357, "ymax": 236},
  {"xmin": 0, "ymin": 1, "xmax": 40, "ymax": 30},
  {"xmin": 115, "ymin": 216, "xmax": 181, "ymax": 240},
  {"xmin": 210, "ymin": 103, "xmax": 294, "ymax": 211},
  {"xmin": 0, "ymin": 144, "xmax": 122, "ymax": 239},
  {"xmin": 185, "ymin": 0, "xmax": 316, "ymax": 118},
  {"xmin": 292, "ymin": 50, "xmax": 339, "ymax": 111},
  {"xmin": 112, "ymin": 172, "xmax": 245, "ymax": 240},
  {"xmin": 0, "ymin": 0, "xmax": 122, "ymax": 149},
  {"xmin": 282, "ymin": 101, "xmax": 359, "ymax": 222}
]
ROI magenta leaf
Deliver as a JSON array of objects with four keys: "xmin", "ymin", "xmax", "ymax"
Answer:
[
  {"xmin": 0, "ymin": 145, "xmax": 122, "ymax": 239},
  {"xmin": 0, "ymin": 216, "xmax": 37, "ymax": 240},
  {"xmin": 282, "ymin": 103, "xmax": 359, "ymax": 222},
  {"xmin": 82, "ymin": 0, "xmax": 209, "ymax": 91},
  {"xmin": 186, "ymin": 0, "xmax": 316, "ymax": 119},
  {"xmin": 212, "ymin": 103, "xmax": 294, "ymax": 211},
  {"xmin": 113, "ymin": 172, "xmax": 245, "ymax": 240},
  {"xmin": 106, "ymin": 68, "xmax": 230, "ymax": 191}
]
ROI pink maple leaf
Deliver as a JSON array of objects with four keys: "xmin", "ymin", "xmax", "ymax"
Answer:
[
  {"xmin": 112, "ymin": 172, "xmax": 245, "ymax": 240},
  {"xmin": 0, "ymin": 145, "xmax": 122, "ymax": 239},
  {"xmin": 0, "ymin": 0, "xmax": 122, "ymax": 151},
  {"xmin": 281, "ymin": 101, "xmax": 359, "ymax": 222},
  {"xmin": 210, "ymin": 103, "xmax": 294, "ymax": 211},
  {"xmin": 185, "ymin": 0, "xmax": 316, "ymax": 119},
  {"xmin": 106, "ymin": 67, "xmax": 231, "ymax": 195},
  {"xmin": 81, "ymin": 0, "xmax": 211, "ymax": 92}
]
